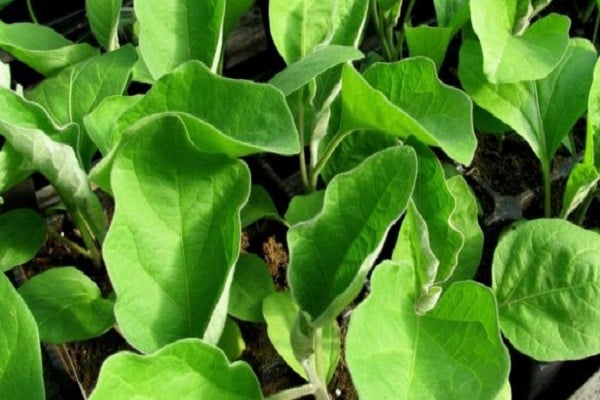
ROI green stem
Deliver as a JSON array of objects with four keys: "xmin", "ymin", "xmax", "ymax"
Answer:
[
  {"xmin": 574, "ymin": 187, "xmax": 598, "ymax": 226},
  {"xmin": 301, "ymin": 357, "xmax": 329, "ymax": 400},
  {"xmin": 582, "ymin": 0, "xmax": 598, "ymax": 24},
  {"xmin": 71, "ymin": 211, "xmax": 102, "ymax": 269},
  {"xmin": 370, "ymin": 0, "xmax": 395, "ymax": 61},
  {"xmin": 541, "ymin": 160, "xmax": 552, "ymax": 218},
  {"xmin": 264, "ymin": 384, "xmax": 316, "ymax": 400},
  {"xmin": 297, "ymin": 88, "xmax": 311, "ymax": 193},
  {"xmin": 310, "ymin": 130, "xmax": 354, "ymax": 190},
  {"xmin": 48, "ymin": 230, "xmax": 91, "ymax": 259},
  {"xmin": 26, "ymin": 0, "xmax": 40, "ymax": 24}
]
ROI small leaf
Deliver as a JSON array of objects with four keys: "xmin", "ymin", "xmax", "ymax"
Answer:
[
  {"xmin": 83, "ymin": 95, "xmax": 143, "ymax": 156},
  {"xmin": 470, "ymin": 0, "xmax": 570, "ymax": 83},
  {"xmin": 218, "ymin": 318, "xmax": 245, "ymax": 361},
  {"xmin": 346, "ymin": 261, "xmax": 509, "ymax": 400},
  {"xmin": 341, "ymin": 60, "xmax": 476, "ymax": 165},
  {"xmin": 0, "ymin": 274, "xmax": 44, "ymax": 400},
  {"xmin": 434, "ymin": 0, "xmax": 469, "ymax": 28},
  {"xmin": 285, "ymin": 191, "xmax": 325, "ymax": 226},
  {"xmin": 103, "ymin": 115, "xmax": 250, "ymax": 353},
  {"xmin": 269, "ymin": 45, "xmax": 363, "ymax": 96},
  {"xmin": 561, "ymin": 163, "xmax": 600, "ymax": 219},
  {"xmin": 288, "ymin": 146, "xmax": 417, "ymax": 326},
  {"xmin": 26, "ymin": 45, "xmax": 137, "ymax": 167},
  {"xmin": 136, "ymin": 0, "xmax": 225, "ymax": 79},
  {"xmin": 86, "ymin": 0, "xmax": 122, "ymax": 51},
  {"xmin": 0, "ymin": 21, "xmax": 98, "ymax": 76},
  {"xmin": 459, "ymin": 38, "xmax": 597, "ymax": 164},
  {"xmin": 0, "ymin": 209, "xmax": 46, "ymax": 272},
  {"xmin": 89, "ymin": 339, "xmax": 262, "ymax": 400},
  {"xmin": 262, "ymin": 291, "xmax": 340, "ymax": 383},
  {"xmin": 241, "ymin": 185, "xmax": 282, "ymax": 227},
  {"xmin": 405, "ymin": 25, "xmax": 453, "ymax": 70},
  {"xmin": 493, "ymin": 219, "xmax": 600, "ymax": 361},
  {"xmin": 18, "ymin": 267, "xmax": 114, "ymax": 343},
  {"xmin": 229, "ymin": 254, "xmax": 275, "ymax": 323}
]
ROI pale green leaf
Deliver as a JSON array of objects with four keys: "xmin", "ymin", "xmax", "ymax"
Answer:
[
  {"xmin": 341, "ymin": 60, "xmax": 476, "ymax": 165},
  {"xmin": 470, "ymin": 0, "xmax": 570, "ymax": 83},
  {"xmin": 229, "ymin": 253, "xmax": 275, "ymax": 322},
  {"xmin": 269, "ymin": 45, "xmax": 363, "ymax": 96},
  {"xmin": 347, "ymin": 261, "xmax": 509, "ymax": 400},
  {"xmin": 0, "ymin": 274, "xmax": 44, "ymax": 400},
  {"xmin": 86, "ymin": 0, "xmax": 122, "ymax": 51},
  {"xmin": 103, "ymin": 115, "xmax": 250, "ymax": 353},
  {"xmin": 493, "ymin": 219, "xmax": 600, "ymax": 361},
  {"xmin": 217, "ymin": 318, "xmax": 245, "ymax": 361},
  {"xmin": 0, "ymin": 60, "xmax": 9, "ymax": 88},
  {"xmin": 405, "ymin": 25, "xmax": 453, "ymax": 70},
  {"xmin": 136, "ymin": 0, "xmax": 225, "ymax": 79},
  {"xmin": 585, "ymin": 57, "xmax": 600, "ymax": 167},
  {"xmin": 459, "ymin": 39, "xmax": 597, "ymax": 165},
  {"xmin": 0, "ymin": 21, "xmax": 98, "ymax": 76},
  {"xmin": 288, "ymin": 146, "xmax": 417, "ymax": 326},
  {"xmin": 89, "ymin": 339, "xmax": 262, "ymax": 400},
  {"xmin": 561, "ymin": 163, "xmax": 600, "ymax": 219},
  {"xmin": 0, "ymin": 208, "xmax": 46, "ymax": 272},
  {"xmin": 18, "ymin": 267, "xmax": 114, "ymax": 343}
]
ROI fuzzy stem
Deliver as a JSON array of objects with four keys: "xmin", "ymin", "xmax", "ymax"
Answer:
[
  {"xmin": 26, "ymin": 0, "xmax": 39, "ymax": 24},
  {"xmin": 48, "ymin": 230, "xmax": 91, "ymax": 259},
  {"xmin": 542, "ymin": 160, "xmax": 552, "ymax": 218},
  {"xmin": 310, "ymin": 130, "xmax": 354, "ymax": 190},
  {"xmin": 370, "ymin": 0, "xmax": 395, "ymax": 61},
  {"xmin": 71, "ymin": 211, "xmax": 102, "ymax": 269},
  {"xmin": 264, "ymin": 384, "xmax": 316, "ymax": 400},
  {"xmin": 297, "ymin": 88, "xmax": 311, "ymax": 193}
]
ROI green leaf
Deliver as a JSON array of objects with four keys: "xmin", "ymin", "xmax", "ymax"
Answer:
[
  {"xmin": 269, "ymin": 45, "xmax": 363, "ymax": 96},
  {"xmin": 459, "ymin": 39, "xmax": 597, "ymax": 165},
  {"xmin": 116, "ymin": 61, "xmax": 299, "ymax": 157},
  {"xmin": 229, "ymin": 253, "xmax": 275, "ymax": 322},
  {"xmin": 0, "ymin": 274, "xmax": 44, "ymax": 400},
  {"xmin": 269, "ymin": 0, "xmax": 335, "ymax": 64},
  {"xmin": 341, "ymin": 60, "xmax": 477, "ymax": 165},
  {"xmin": 493, "ymin": 219, "xmax": 600, "ymax": 361},
  {"xmin": 0, "ymin": 208, "xmax": 46, "ymax": 272},
  {"xmin": 0, "ymin": 21, "xmax": 98, "ymax": 76},
  {"xmin": 103, "ymin": 115, "xmax": 250, "ymax": 353},
  {"xmin": 285, "ymin": 191, "xmax": 325, "ymax": 226},
  {"xmin": 585, "ymin": 57, "xmax": 600, "ymax": 167},
  {"xmin": 445, "ymin": 175, "xmax": 484, "ymax": 284},
  {"xmin": 224, "ymin": 0, "xmax": 255, "ymax": 38},
  {"xmin": 26, "ymin": 45, "xmax": 137, "ymax": 167},
  {"xmin": 0, "ymin": 60, "xmax": 9, "ymax": 88},
  {"xmin": 218, "ymin": 317, "xmax": 245, "ymax": 361},
  {"xmin": 89, "ymin": 338, "xmax": 262, "ymax": 400},
  {"xmin": 470, "ymin": 0, "xmax": 570, "ymax": 83},
  {"xmin": 377, "ymin": 0, "xmax": 402, "ymax": 26},
  {"xmin": 288, "ymin": 146, "xmax": 417, "ymax": 326},
  {"xmin": 83, "ymin": 95, "xmax": 143, "ymax": 156},
  {"xmin": 86, "ymin": 0, "xmax": 122, "ymax": 51},
  {"xmin": 17, "ymin": 267, "xmax": 114, "ymax": 344},
  {"xmin": 136, "ymin": 0, "xmax": 226, "ymax": 79},
  {"xmin": 400, "ymin": 139, "xmax": 463, "ymax": 284},
  {"xmin": 404, "ymin": 25, "xmax": 453, "ymax": 70},
  {"xmin": 262, "ymin": 291, "xmax": 340, "ymax": 383},
  {"xmin": 241, "ymin": 185, "xmax": 282, "ymax": 227},
  {"xmin": 561, "ymin": 163, "xmax": 600, "ymax": 219},
  {"xmin": 434, "ymin": 0, "xmax": 469, "ymax": 28},
  {"xmin": 0, "ymin": 90, "xmax": 106, "ymax": 243},
  {"xmin": 0, "ymin": 0, "xmax": 14, "ymax": 11},
  {"xmin": 346, "ymin": 261, "xmax": 509, "ymax": 400}
]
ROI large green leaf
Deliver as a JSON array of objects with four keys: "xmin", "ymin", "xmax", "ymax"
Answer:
[
  {"xmin": 269, "ymin": 45, "xmax": 363, "ymax": 96},
  {"xmin": 288, "ymin": 146, "xmax": 417, "ymax": 326},
  {"xmin": 493, "ymin": 219, "xmax": 600, "ymax": 361},
  {"xmin": 0, "ymin": 273, "xmax": 44, "ymax": 400},
  {"xmin": 0, "ymin": 209, "xmax": 46, "ymax": 272},
  {"xmin": 26, "ymin": 45, "xmax": 137, "ymax": 167},
  {"xmin": 459, "ymin": 39, "xmax": 597, "ymax": 165},
  {"xmin": 136, "ymin": 0, "xmax": 225, "ymax": 79},
  {"xmin": 262, "ymin": 291, "xmax": 340, "ymax": 383},
  {"xmin": 586, "ymin": 57, "xmax": 600, "ymax": 167},
  {"xmin": 89, "ymin": 339, "xmax": 262, "ymax": 400},
  {"xmin": 346, "ymin": 261, "xmax": 509, "ymax": 400},
  {"xmin": 18, "ymin": 267, "xmax": 114, "ymax": 344},
  {"xmin": 103, "ymin": 115, "xmax": 250, "ymax": 353},
  {"xmin": 0, "ymin": 90, "xmax": 106, "ymax": 243},
  {"xmin": 0, "ymin": 21, "xmax": 98, "ymax": 76},
  {"xmin": 470, "ymin": 0, "xmax": 570, "ymax": 83},
  {"xmin": 341, "ymin": 60, "xmax": 476, "ymax": 165},
  {"xmin": 86, "ymin": 0, "xmax": 122, "ymax": 51}
]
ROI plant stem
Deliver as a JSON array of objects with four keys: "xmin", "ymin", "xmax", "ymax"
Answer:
[
  {"xmin": 71, "ymin": 211, "xmax": 102, "ymax": 269},
  {"xmin": 542, "ymin": 160, "xmax": 552, "ymax": 218},
  {"xmin": 301, "ymin": 357, "xmax": 329, "ymax": 400},
  {"xmin": 264, "ymin": 384, "xmax": 316, "ymax": 400},
  {"xmin": 582, "ymin": 0, "xmax": 598, "ymax": 24},
  {"xmin": 574, "ymin": 187, "xmax": 598, "ymax": 226},
  {"xmin": 297, "ymin": 88, "xmax": 311, "ymax": 193},
  {"xmin": 26, "ymin": 0, "xmax": 40, "ymax": 24},
  {"xmin": 310, "ymin": 130, "xmax": 354, "ymax": 190},
  {"xmin": 370, "ymin": 0, "xmax": 395, "ymax": 61},
  {"xmin": 48, "ymin": 230, "xmax": 91, "ymax": 259}
]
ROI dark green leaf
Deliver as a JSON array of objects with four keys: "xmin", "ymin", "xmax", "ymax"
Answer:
[{"xmin": 0, "ymin": 209, "xmax": 46, "ymax": 272}]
